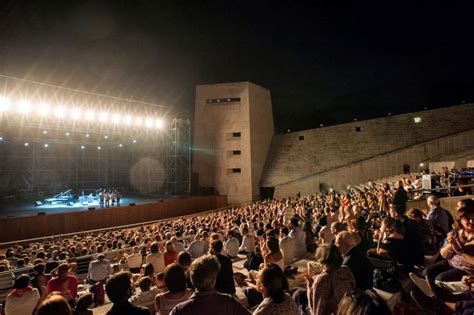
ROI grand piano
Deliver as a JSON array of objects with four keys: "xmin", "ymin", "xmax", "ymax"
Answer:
[{"xmin": 44, "ymin": 189, "xmax": 74, "ymax": 205}]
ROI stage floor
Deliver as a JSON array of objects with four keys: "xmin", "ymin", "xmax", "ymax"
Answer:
[{"xmin": 0, "ymin": 194, "xmax": 170, "ymax": 218}]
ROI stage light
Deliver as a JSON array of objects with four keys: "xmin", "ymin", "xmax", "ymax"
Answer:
[
  {"xmin": 135, "ymin": 117, "xmax": 143, "ymax": 126},
  {"xmin": 86, "ymin": 110, "xmax": 95, "ymax": 121},
  {"xmin": 118, "ymin": 143, "xmax": 123, "ymax": 147},
  {"xmin": 155, "ymin": 119, "xmax": 164, "ymax": 129},
  {"xmin": 99, "ymin": 112, "xmax": 108, "ymax": 123},
  {"xmin": 104, "ymin": 135, "xmax": 108, "ymax": 139},
  {"xmin": 0, "ymin": 137, "xmax": 3, "ymax": 141},
  {"xmin": 124, "ymin": 115, "xmax": 132, "ymax": 125},
  {"xmin": 65, "ymin": 132, "xmax": 70, "ymax": 136},
  {"xmin": 43, "ymin": 130, "xmax": 48, "ymax": 135},
  {"xmin": 97, "ymin": 146, "xmax": 101, "ymax": 150},
  {"xmin": 71, "ymin": 108, "xmax": 81, "ymax": 120},
  {"xmin": 145, "ymin": 118, "xmax": 153, "ymax": 128},
  {"xmin": 55, "ymin": 106, "xmax": 66, "ymax": 118},
  {"xmin": 38, "ymin": 103, "xmax": 50, "ymax": 115},
  {"xmin": 112, "ymin": 113, "xmax": 121, "ymax": 124},
  {"xmin": 18, "ymin": 100, "xmax": 32, "ymax": 114},
  {"xmin": 132, "ymin": 139, "xmax": 137, "ymax": 143},
  {"xmin": 0, "ymin": 97, "xmax": 10, "ymax": 111},
  {"xmin": 85, "ymin": 134, "xmax": 90, "ymax": 138},
  {"xmin": 24, "ymin": 142, "xmax": 29, "ymax": 146},
  {"xmin": 44, "ymin": 144, "xmax": 49, "ymax": 148},
  {"xmin": 81, "ymin": 145, "xmax": 85, "ymax": 150}
]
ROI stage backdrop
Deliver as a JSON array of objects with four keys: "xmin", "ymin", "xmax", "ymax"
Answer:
[{"xmin": 0, "ymin": 195, "xmax": 227, "ymax": 242}]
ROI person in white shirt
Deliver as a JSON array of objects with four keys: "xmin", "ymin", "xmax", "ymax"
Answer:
[
  {"xmin": 88, "ymin": 253, "xmax": 112, "ymax": 282},
  {"xmin": 239, "ymin": 227, "xmax": 256, "ymax": 254},
  {"xmin": 146, "ymin": 242, "xmax": 165, "ymax": 274},
  {"xmin": 187, "ymin": 234, "xmax": 205, "ymax": 259},
  {"xmin": 289, "ymin": 217, "xmax": 306, "ymax": 260},
  {"xmin": 171, "ymin": 236, "xmax": 185, "ymax": 254},
  {"xmin": 5, "ymin": 274, "xmax": 40, "ymax": 315},
  {"xmin": 224, "ymin": 230, "xmax": 240, "ymax": 258},
  {"xmin": 129, "ymin": 276, "xmax": 161, "ymax": 314},
  {"xmin": 127, "ymin": 246, "xmax": 143, "ymax": 274},
  {"xmin": 279, "ymin": 226, "xmax": 295, "ymax": 266}
]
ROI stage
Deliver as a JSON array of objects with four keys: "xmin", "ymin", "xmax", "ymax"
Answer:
[{"xmin": 0, "ymin": 193, "xmax": 170, "ymax": 219}]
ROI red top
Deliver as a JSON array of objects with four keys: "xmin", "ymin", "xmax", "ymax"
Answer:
[
  {"xmin": 47, "ymin": 274, "xmax": 78, "ymax": 300},
  {"xmin": 164, "ymin": 252, "xmax": 177, "ymax": 266}
]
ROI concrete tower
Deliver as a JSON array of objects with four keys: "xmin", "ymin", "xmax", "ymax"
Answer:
[{"xmin": 193, "ymin": 82, "xmax": 274, "ymax": 204}]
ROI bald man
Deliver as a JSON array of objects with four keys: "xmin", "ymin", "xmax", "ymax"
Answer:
[{"xmin": 335, "ymin": 231, "xmax": 373, "ymax": 290}]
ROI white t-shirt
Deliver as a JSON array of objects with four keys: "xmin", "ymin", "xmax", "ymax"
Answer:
[{"xmin": 5, "ymin": 288, "xmax": 40, "ymax": 315}]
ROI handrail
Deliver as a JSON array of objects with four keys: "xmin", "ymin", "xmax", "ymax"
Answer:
[{"xmin": 0, "ymin": 205, "xmax": 231, "ymax": 248}]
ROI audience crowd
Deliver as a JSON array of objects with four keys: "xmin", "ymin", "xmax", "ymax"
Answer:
[{"xmin": 0, "ymin": 177, "xmax": 473, "ymax": 315}]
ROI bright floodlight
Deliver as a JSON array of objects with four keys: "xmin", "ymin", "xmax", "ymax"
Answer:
[
  {"xmin": 0, "ymin": 97, "xmax": 10, "ymax": 111},
  {"xmin": 97, "ymin": 146, "xmax": 101, "ymax": 150},
  {"xmin": 145, "ymin": 118, "xmax": 153, "ymax": 128},
  {"xmin": 81, "ymin": 145, "xmax": 85, "ymax": 149},
  {"xmin": 118, "ymin": 143, "xmax": 123, "ymax": 147},
  {"xmin": 24, "ymin": 142, "xmax": 29, "ymax": 146},
  {"xmin": 155, "ymin": 119, "xmax": 164, "ymax": 129},
  {"xmin": 71, "ymin": 108, "xmax": 81, "ymax": 120},
  {"xmin": 132, "ymin": 139, "xmax": 137, "ymax": 143},
  {"xmin": 38, "ymin": 103, "xmax": 50, "ymax": 115},
  {"xmin": 43, "ymin": 130, "xmax": 48, "ymax": 135},
  {"xmin": 112, "ymin": 113, "xmax": 121, "ymax": 124},
  {"xmin": 44, "ymin": 144, "xmax": 49, "ymax": 148},
  {"xmin": 65, "ymin": 132, "xmax": 70, "ymax": 136},
  {"xmin": 135, "ymin": 117, "xmax": 143, "ymax": 126},
  {"xmin": 99, "ymin": 112, "xmax": 108, "ymax": 123},
  {"xmin": 18, "ymin": 100, "xmax": 32, "ymax": 114},
  {"xmin": 104, "ymin": 135, "xmax": 108, "ymax": 139},
  {"xmin": 86, "ymin": 110, "xmax": 95, "ymax": 121},
  {"xmin": 55, "ymin": 106, "xmax": 66, "ymax": 118},
  {"xmin": 85, "ymin": 134, "xmax": 90, "ymax": 138},
  {"xmin": 124, "ymin": 115, "xmax": 132, "ymax": 125}
]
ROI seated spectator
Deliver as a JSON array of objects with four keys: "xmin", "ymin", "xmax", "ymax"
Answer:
[
  {"xmin": 105, "ymin": 271, "xmax": 149, "ymax": 315},
  {"xmin": 289, "ymin": 218, "xmax": 307, "ymax": 260},
  {"xmin": 155, "ymin": 263, "xmax": 193, "ymax": 315},
  {"xmin": 170, "ymin": 254, "xmax": 250, "ymax": 315},
  {"xmin": 0, "ymin": 262, "xmax": 15, "ymax": 290},
  {"xmin": 36, "ymin": 292, "xmax": 72, "ymax": 315},
  {"xmin": 171, "ymin": 236, "xmax": 186, "ymax": 254},
  {"xmin": 146, "ymin": 242, "xmax": 165, "ymax": 274},
  {"xmin": 5, "ymin": 274, "xmax": 40, "ymax": 315},
  {"xmin": 224, "ymin": 230, "xmax": 240, "ymax": 258},
  {"xmin": 335, "ymin": 231, "xmax": 373, "ymax": 290},
  {"xmin": 406, "ymin": 208, "xmax": 438, "ymax": 255},
  {"xmin": 305, "ymin": 244, "xmax": 355, "ymax": 315},
  {"xmin": 187, "ymin": 234, "xmax": 205, "ymax": 259},
  {"xmin": 262, "ymin": 237, "xmax": 284, "ymax": 269},
  {"xmin": 367, "ymin": 217, "xmax": 404, "ymax": 263},
  {"xmin": 239, "ymin": 226, "xmax": 256, "ymax": 255},
  {"xmin": 73, "ymin": 293, "xmax": 94, "ymax": 315},
  {"xmin": 210, "ymin": 240, "xmax": 235, "ymax": 295},
  {"xmin": 279, "ymin": 227, "xmax": 295, "ymax": 267},
  {"xmin": 303, "ymin": 222, "xmax": 317, "ymax": 253},
  {"xmin": 253, "ymin": 264, "xmax": 298, "ymax": 315},
  {"xmin": 127, "ymin": 247, "xmax": 143, "ymax": 274},
  {"xmin": 31, "ymin": 262, "xmax": 48, "ymax": 300},
  {"xmin": 87, "ymin": 253, "xmax": 112, "ymax": 283},
  {"xmin": 336, "ymin": 289, "xmax": 390, "ymax": 315},
  {"xmin": 129, "ymin": 276, "xmax": 161, "ymax": 313},
  {"xmin": 47, "ymin": 263, "xmax": 78, "ymax": 305},
  {"xmin": 426, "ymin": 195, "xmax": 451, "ymax": 241},
  {"xmin": 164, "ymin": 241, "xmax": 178, "ymax": 266},
  {"xmin": 177, "ymin": 251, "xmax": 194, "ymax": 289}
]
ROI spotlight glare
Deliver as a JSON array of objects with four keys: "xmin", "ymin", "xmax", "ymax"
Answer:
[
  {"xmin": 0, "ymin": 136, "xmax": 3, "ymax": 141},
  {"xmin": 155, "ymin": 119, "xmax": 164, "ymax": 129},
  {"xmin": 18, "ymin": 100, "xmax": 32, "ymax": 114},
  {"xmin": 24, "ymin": 142, "xmax": 29, "ymax": 146},
  {"xmin": 85, "ymin": 134, "xmax": 90, "ymax": 138},
  {"xmin": 104, "ymin": 135, "xmax": 108, "ymax": 139},
  {"xmin": 55, "ymin": 106, "xmax": 66, "ymax": 118},
  {"xmin": 119, "ymin": 143, "xmax": 123, "ymax": 147},
  {"xmin": 71, "ymin": 108, "xmax": 81, "ymax": 120},
  {"xmin": 65, "ymin": 132, "xmax": 70, "ymax": 136},
  {"xmin": 145, "ymin": 118, "xmax": 153, "ymax": 128},
  {"xmin": 135, "ymin": 117, "xmax": 143, "ymax": 126},
  {"xmin": 86, "ymin": 110, "xmax": 95, "ymax": 121},
  {"xmin": 132, "ymin": 139, "xmax": 137, "ymax": 143},
  {"xmin": 0, "ymin": 97, "xmax": 10, "ymax": 111},
  {"xmin": 44, "ymin": 144, "xmax": 49, "ymax": 148},
  {"xmin": 81, "ymin": 145, "xmax": 85, "ymax": 150},
  {"xmin": 43, "ymin": 130, "xmax": 48, "ymax": 135},
  {"xmin": 97, "ymin": 146, "xmax": 101, "ymax": 150},
  {"xmin": 99, "ymin": 112, "xmax": 108, "ymax": 123},
  {"xmin": 124, "ymin": 115, "xmax": 132, "ymax": 125},
  {"xmin": 112, "ymin": 113, "xmax": 121, "ymax": 124},
  {"xmin": 39, "ymin": 103, "xmax": 50, "ymax": 115}
]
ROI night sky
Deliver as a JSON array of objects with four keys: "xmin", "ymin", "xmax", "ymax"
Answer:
[{"xmin": 1, "ymin": 1, "xmax": 473, "ymax": 133}]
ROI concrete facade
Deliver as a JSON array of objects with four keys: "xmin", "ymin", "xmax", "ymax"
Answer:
[
  {"xmin": 193, "ymin": 82, "xmax": 274, "ymax": 204},
  {"xmin": 262, "ymin": 103, "xmax": 474, "ymax": 188},
  {"xmin": 273, "ymin": 128, "xmax": 474, "ymax": 198}
]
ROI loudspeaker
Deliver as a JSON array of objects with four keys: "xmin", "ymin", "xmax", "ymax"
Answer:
[
  {"xmin": 35, "ymin": 201, "xmax": 43, "ymax": 206},
  {"xmin": 129, "ymin": 203, "xmax": 136, "ymax": 206},
  {"xmin": 88, "ymin": 207, "xmax": 95, "ymax": 210},
  {"xmin": 37, "ymin": 212, "xmax": 46, "ymax": 215}
]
